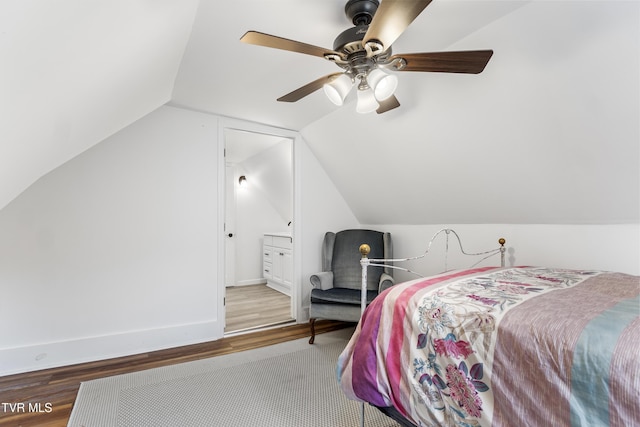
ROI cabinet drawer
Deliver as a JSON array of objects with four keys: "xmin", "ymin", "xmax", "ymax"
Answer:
[
  {"xmin": 263, "ymin": 261, "xmax": 273, "ymax": 279},
  {"xmin": 272, "ymin": 236, "xmax": 292, "ymax": 249},
  {"xmin": 263, "ymin": 246, "xmax": 273, "ymax": 262}
]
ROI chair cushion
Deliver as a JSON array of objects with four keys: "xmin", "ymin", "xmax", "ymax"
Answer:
[
  {"xmin": 332, "ymin": 229, "xmax": 385, "ymax": 291},
  {"xmin": 310, "ymin": 287, "xmax": 378, "ymax": 306}
]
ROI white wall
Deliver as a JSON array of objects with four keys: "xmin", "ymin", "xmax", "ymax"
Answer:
[
  {"xmin": 363, "ymin": 224, "xmax": 640, "ymax": 284},
  {"xmin": 233, "ymin": 164, "xmax": 291, "ymax": 285},
  {"xmin": 240, "ymin": 140, "xmax": 293, "ymax": 226},
  {"xmin": 232, "ymin": 140, "xmax": 293, "ymax": 285},
  {"xmin": 5, "ymin": 103, "xmax": 633, "ymax": 377},
  {"xmin": 0, "ymin": 107, "xmax": 361, "ymax": 375},
  {"xmin": 298, "ymin": 140, "xmax": 360, "ymax": 319},
  {"xmin": 0, "ymin": 105, "xmax": 221, "ymax": 375}
]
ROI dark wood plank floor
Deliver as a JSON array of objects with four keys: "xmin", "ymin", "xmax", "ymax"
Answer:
[{"xmin": 0, "ymin": 320, "xmax": 350, "ymax": 427}]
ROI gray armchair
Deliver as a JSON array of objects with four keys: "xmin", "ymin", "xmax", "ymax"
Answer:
[{"xmin": 308, "ymin": 229, "xmax": 394, "ymax": 344}]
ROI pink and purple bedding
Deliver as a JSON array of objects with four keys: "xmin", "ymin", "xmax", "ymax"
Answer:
[{"xmin": 337, "ymin": 267, "xmax": 640, "ymax": 427}]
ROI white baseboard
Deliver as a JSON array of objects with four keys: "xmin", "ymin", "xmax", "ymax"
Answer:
[
  {"xmin": 0, "ymin": 320, "xmax": 222, "ymax": 376},
  {"xmin": 298, "ymin": 306, "xmax": 310, "ymax": 323},
  {"xmin": 266, "ymin": 281, "xmax": 291, "ymax": 296},
  {"xmin": 226, "ymin": 279, "xmax": 267, "ymax": 287}
]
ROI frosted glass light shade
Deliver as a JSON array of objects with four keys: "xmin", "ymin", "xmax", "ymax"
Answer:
[
  {"xmin": 368, "ymin": 68, "xmax": 398, "ymax": 101},
  {"xmin": 323, "ymin": 74, "xmax": 353, "ymax": 106},
  {"xmin": 356, "ymin": 87, "xmax": 379, "ymax": 113}
]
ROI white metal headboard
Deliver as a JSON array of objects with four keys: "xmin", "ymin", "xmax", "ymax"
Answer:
[{"xmin": 358, "ymin": 228, "xmax": 506, "ymax": 317}]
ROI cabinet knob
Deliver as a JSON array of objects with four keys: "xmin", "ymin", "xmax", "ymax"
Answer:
[{"xmin": 227, "ymin": 233, "xmax": 233, "ymax": 237}]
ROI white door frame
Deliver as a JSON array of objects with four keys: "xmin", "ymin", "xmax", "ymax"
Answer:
[{"xmin": 217, "ymin": 118, "xmax": 301, "ymax": 334}]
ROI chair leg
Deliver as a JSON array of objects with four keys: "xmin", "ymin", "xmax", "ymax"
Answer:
[{"xmin": 309, "ymin": 318, "xmax": 316, "ymax": 344}]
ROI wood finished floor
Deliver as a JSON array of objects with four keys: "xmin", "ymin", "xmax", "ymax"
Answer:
[
  {"xmin": 224, "ymin": 284, "xmax": 293, "ymax": 333},
  {"xmin": 0, "ymin": 320, "xmax": 350, "ymax": 427}
]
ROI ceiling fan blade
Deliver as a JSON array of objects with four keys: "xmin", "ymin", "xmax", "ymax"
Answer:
[
  {"xmin": 389, "ymin": 50, "xmax": 494, "ymax": 74},
  {"xmin": 240, "ymin": 31, "xmax": 344, "ymax": 60},
  {"xmin": 376, "ymin": 95, "xmax": 400, "ymax": 114},
  {"xmin": 364, "ymin": 0, "xmax": 433, "ymax": 51},
  {"xmin": 277, "ymin": 73, "xmax": 343, "ymax": 103}
]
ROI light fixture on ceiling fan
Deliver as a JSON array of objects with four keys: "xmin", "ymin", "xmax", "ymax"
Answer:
[
  {"xmin": 240, "ymin": 0, "xmax": 493, "ymax": 114},
  {"xmin": 323, "ymin": 67, "xmax": 398, "ymax": 113}
]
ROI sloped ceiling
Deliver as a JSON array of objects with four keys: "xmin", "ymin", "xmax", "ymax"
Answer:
[
  {"xmin": 301, "ymin": 1, "xmax": 640, "ymax": 224},
  {"xmin": 0, "ymin": 0, "xmax": 200, "ymax": 211},
  {"xmin": 2, "ymin": 0, "xmax": 638, "ymax": 225}
]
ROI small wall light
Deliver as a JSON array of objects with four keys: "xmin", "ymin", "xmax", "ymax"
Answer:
[{"xmin": 238, "ymin": 175, "xmax": 247, "ymax": 187}]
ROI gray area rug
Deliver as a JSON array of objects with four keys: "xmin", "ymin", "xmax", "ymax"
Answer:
[{"xmin": 68, "ymin": 329, "xmax": 401, "ymax": 426}]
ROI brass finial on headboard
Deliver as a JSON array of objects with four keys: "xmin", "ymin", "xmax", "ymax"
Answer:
[
  {"xmin": 498, "ymin": 238, "xmax": 507, "ymax": 267},
  {"xmin": 360, "ymin": 244, "xmax": 371, "ymax": 258}
]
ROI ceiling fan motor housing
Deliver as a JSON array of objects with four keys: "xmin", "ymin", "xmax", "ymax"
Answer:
[
  {"xmin": 344, "ymin": 0, "xmax": 379, "ymax": 26},
  {"xmin": 333, "ymin": 25, "xmax": 392, "ymax": 77},
  {"xmin": 335, "ymin": 0, "xmax": 388, "ymax": 71},
  {"xmin": 333, "ymin": 25, "xmax": 368, "ymax": 54}
]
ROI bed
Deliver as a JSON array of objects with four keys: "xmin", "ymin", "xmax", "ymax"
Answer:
[{"xmin": 336, "ymin": 229, "xmax": 640, "ymax": 427}]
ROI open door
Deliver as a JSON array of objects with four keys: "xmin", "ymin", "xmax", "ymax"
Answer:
[
  {"xmin": 224, "ymin": 164, "xmax": 236, "ymax": 288},
  {"xmin": 223, "ymin": 127, "xmax": 294, "ymax": 333}
]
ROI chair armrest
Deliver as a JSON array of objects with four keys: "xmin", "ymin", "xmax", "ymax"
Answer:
[
  {"xmin": 310, "ymin": 271, "xmax": 334, "ymax": 290},
  {"xmin": 378, "ymin": 273, "xmax": 395, "ymax": 293}
]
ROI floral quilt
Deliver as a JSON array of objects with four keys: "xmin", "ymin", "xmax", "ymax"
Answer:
[{"xmin": 337, "ymin": 267, "xmax": 640, "ymax": 427}]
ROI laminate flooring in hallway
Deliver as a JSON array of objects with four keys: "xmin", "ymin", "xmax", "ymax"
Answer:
[{"xmin": 225, "ymin": 283, "xmax": 293, "ymax": 333}]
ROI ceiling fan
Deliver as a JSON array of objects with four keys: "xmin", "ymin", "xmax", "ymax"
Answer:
[{"xmin": 240, "ymin": 0, "xmax": 493, "ymax": 114}]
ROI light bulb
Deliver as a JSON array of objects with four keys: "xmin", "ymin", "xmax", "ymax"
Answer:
[
  {"xmin": 368, "ymin": 68, "xmax": 398, "ymax": 101},
  {"xmin": 323, "ymin": 74, "xmax": 353, "ymax": 106},
  {"xmin": 356, "ymin": 87, "xmax": 379, "ymax": 114}
]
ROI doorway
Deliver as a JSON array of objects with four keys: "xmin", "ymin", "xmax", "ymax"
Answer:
[{"xmin": 223, "ymin": 128, "xmax": 295, "ymax": 334}]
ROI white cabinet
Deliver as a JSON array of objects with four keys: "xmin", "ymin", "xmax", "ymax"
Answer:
[{"xmin": 263, "ymin": 233, "xmax": 292, "ymax": 296}]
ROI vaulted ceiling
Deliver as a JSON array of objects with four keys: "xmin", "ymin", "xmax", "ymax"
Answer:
[{"xmin": 2, "ymin": 0, "xmax": 638, "ymax": 224}]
